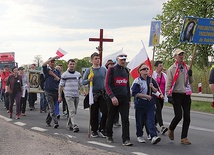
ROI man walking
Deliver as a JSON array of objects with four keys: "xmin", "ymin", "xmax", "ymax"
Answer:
[
  {"xmin": 83, "ymin": 52, "xmax": 107, "ymax": 138},
  {"xmin": 105, "ymin": 54, "xmax": 133, "ymax": 146},
  {"xmin": 58, "ymin": 59, "xmax": 86, "ymax": 132},
  {"xmin": 166, "ymin": 49, "xmax": 193, "ymax": 145},
  {"xmin": 42, "ymin": 56, "xmax": 61, "ymax": 128}
]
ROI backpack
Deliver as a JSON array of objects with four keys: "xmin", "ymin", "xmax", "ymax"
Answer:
[{"xmin": 109, "ymin": 67, "xmax": 129, "ymax": 83}]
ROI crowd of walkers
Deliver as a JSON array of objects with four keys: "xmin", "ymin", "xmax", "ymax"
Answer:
[{"xmin": 0, "ymin": 48, "xmax": 194, "ymax": 146}]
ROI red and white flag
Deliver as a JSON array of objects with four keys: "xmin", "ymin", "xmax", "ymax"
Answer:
[
  {"xmin": 127, "ymin": 41, "xmax": 152, "ymax": 79},
  {"xmin": 56, "ymin": 47, "xmax": 68, "ymax": 58}
]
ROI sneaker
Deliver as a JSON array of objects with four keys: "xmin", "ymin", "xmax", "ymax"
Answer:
[
  {"xmin": 161, "ymin": 126, "xmax": 168, "ymax": 135},
  {"xmin": 73, "ymin": 125, "xmax": 79, "ymax": 132},
  {"xmin": 62, "ymin": 111, "xmax": 67, "ymax": 116},
  {"xmin": 122, "ymin": 140, "xmax": 133, "ymax": 146},
  {"xmin": 151, "ymin": 136, "xmax": 161, "ymax": 145},
  {"xmin": 56, "ymin": 114, "xmax": 60, "ymax": 119},
  {"xmin": 147, "ymin": 134, "xmax": 151, "ymax": 140},
  {"xmin": 99, "ymin": 130, "xmax": 107, "ymax": 138},
  {"xmin": 137, "ymin": 136, "xmax": 146, "ymax": 143},
  {"xmin": 47, "ymin": 123, "xmax": 51, "ymax": 127},
  {"xmin": 21, "ymin": 113, "xmax": 26, "ymax": 116},
  {"xmin": 91, "ymin": 131, "xmax": 99, "ymax": 138},
  {"xmin": 106, "ymin": 137, "xmax": 114, "ymax": 143},
  {"xmin": 181, "ymin": 138, "xmax": 191, "ymax": 145},
  {"xmin": 9, "ymin": 113, "xmax": 12, "ymax": 118},
  {"xmin": 113, "ymin": 122, "xmax": 121, "ymax": 127},
  {"xmin": 53, "ymin": 123, "xmax": 59, "ymax": 129},
  {"xmin": 168, "ymin": 129, "xmax": 174, "ymax": 140},
  {"xmin": 66, "ymin": 126, "xmax": 73, "ymax": 131},
  {"xmin": 16, "ymin": 115, "xmax": 20, "ymax": 119}
]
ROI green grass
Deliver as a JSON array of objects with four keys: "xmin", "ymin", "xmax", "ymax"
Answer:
[{"xmin": 164, "ymin": 101, "xmax": 214, "ymax": 114}]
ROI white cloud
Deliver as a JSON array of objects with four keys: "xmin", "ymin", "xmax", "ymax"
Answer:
[{"xmin": 0, "ymin": 0, "xmax": 168, "ymax": 66}]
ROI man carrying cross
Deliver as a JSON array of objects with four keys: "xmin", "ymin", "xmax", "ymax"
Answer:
[{"xmin": 83, "ymin": 52, "xmax": 108, "ymax": 138}]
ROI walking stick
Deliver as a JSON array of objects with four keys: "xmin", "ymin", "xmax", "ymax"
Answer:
[
  {"xmin": 185, "ymin": 44, "xmax": 198, "ymax": 86},
  {"xmin": 88, "ymin": 105, "xmax": 91, "ymax": 138}
]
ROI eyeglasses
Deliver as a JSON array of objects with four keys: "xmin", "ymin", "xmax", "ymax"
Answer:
[{"xmin": 140, "ymin": 68, "xmax": 149, "ymax": 71}]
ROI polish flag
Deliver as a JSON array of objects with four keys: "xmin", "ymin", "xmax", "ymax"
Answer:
[
  {"xmin": 56, "ymin": 48, "xmax": 68, "ymax": 57},
  {"xmin": 102, "ymin": 48, "xmax": 123, "ymax": 66},
  {"xmin": 127, "ymin": 42, "xmax": 152, "ymax": 79}
]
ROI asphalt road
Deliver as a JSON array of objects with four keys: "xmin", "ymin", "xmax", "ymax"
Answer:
[{"xmin": 0, "ymin": 95, "xmax": 214, "ymax": 155}]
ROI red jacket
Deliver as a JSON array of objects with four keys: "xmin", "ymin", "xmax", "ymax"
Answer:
[{"xmin": 1, "ymin": 71, "xmax": 11, "ymax": 89}]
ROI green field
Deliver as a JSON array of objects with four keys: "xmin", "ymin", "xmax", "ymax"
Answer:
[{"xmin": 164, "ymin": 101, "xmax": 214, "ymax": 114}]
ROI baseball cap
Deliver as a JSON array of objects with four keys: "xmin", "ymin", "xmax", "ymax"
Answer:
[
  {"xmin": 117, "ymin": 54, "xmax": 127, "ymax": 60},
  {"xmin": 173, "ymin": 49, "xmax": 185, "ymax": 56},
  {"xmin": 105, "ymin": 59, "xmax": 116, "ymax": 67}
]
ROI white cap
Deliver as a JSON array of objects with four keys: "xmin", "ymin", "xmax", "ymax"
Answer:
[
  {"xmin": 173, "ymin": 49, "xmax": 185, "ymax": 56},
  {"xmin": 117, "ymin": 54, "xmax": 127, "ymax": 59}
]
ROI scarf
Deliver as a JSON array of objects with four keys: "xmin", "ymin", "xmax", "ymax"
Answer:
[{"xmin": 168, "ymin": 61, "xmax": 192, "ymax": 95}]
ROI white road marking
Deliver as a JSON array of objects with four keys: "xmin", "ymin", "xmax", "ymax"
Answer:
[
  {"xmin": 164, "ymin": 122, "xmax": 214, "ymax": 133},
  {"xmin": 87, "ymin": 141, "xmax": 115, "ymax": 148},
  {"xmin": 66, "ymin": 134, "xmax": 76, "ymax": 138},
  {"xmin": 14, "ymin": 122, "xmax": 26, "ymax": 126},
  {"xmin": 54, "ymin": 133, "xmax": 59, "ymax": 135},
  {"xmin": 132, "ymin": 152, "xmax": 148, "ymax": 155},
  {"xmin": 31, "ymin": 127, "xmax": 47, "ymax": 132},
  {"xmin": 0, "ymin": 115, "xmax": 12, "ymax": 121}
]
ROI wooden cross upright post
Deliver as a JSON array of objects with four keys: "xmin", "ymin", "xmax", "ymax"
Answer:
[{"xmin": 89, "ymin": 29, "xmax": 114, "ymax": 66}]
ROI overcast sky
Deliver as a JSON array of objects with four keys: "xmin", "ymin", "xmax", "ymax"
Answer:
[{"xmin": 0, "ymin": 0, "xmax": 168, "ymax": 66}]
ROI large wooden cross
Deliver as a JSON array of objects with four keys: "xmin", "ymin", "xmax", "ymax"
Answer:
[{"xmin": 89, "ymin": 29, "xmax": 114, "ymax": 66}]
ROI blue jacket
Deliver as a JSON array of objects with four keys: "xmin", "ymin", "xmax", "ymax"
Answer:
[
  {"xmin": 42, "ymin": 66, "xmax": 61, "ymax": 93},
  {"xmin": 131, "ymin": 76, "xmax": 158, "ymax": 109}
]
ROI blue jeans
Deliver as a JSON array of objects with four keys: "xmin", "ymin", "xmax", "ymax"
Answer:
[
  {"xmin": 55, "ymin": 101, "xmax": 59, "ymax": 115},
  {"xmin": 135, "ymin": 99, "xmax": 157, "ymax": 138},
  {"xmin": 40, "ymin": 93, "xmax": 47, "ymax": 111}
]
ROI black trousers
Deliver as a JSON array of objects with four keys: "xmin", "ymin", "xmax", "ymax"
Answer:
[
  {"xmin": 90, "ymin": 95, "xmax": 107, "ymax": 132},
  {"xmin": 28, "ymin": 93, "xmax": 37, "ymax": 108},
  {"xmin": 169, "ymin": 93, "xmax": 191, "ymax": 139},
  {"xmin": 20, "ymin": 90, "xmax": 28, "ymax": 113},
  {"xmin": 106, "ymin": 96, "xmax": 130, "ymax": 143},
  {"xmin": 155, "ymin": 97, "xmax": 164, "ymax": 127}
]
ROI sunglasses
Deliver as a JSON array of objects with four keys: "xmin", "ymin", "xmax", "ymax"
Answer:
[
  {"xmin": 140, "ymin": 67, "xmax": 149, "ymax": 71},
  {"xmin": 117, "ymin": 54, "xmax": 127, "ymax": 58}
]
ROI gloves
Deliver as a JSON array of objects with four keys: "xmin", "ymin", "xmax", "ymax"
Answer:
[{"xmin": 188, "ymin": 69, "xmax": 192, "ymax": 77}]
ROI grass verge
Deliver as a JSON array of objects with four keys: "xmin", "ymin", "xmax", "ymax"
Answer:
[{"xmin": 164, "ymin": 101, "xmax": 214, "ymax": 114}]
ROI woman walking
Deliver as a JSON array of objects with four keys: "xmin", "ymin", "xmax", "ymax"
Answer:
[{"xmin": 6, "ymin": 66, "xmax": 23, "ymax": 119}]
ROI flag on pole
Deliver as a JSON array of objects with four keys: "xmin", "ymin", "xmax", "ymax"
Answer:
[
  {"xmin": 88, "ymin": 68, "xmax": 94, "ymax": 105},
  {"xmin": 56, "ymin": 47, "xmax": 68, "ymax": 58},
  {"xmin": 127, "ymin": 41, "xmax": 152, "ymax": 79},
  {"xmin": 102, "ymin": 48, "xmax": 123, "ymax": 66}
]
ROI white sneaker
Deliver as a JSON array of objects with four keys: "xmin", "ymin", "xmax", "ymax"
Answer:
[
  {"xmin": 147, "ymin": 134, "xmax": 151, "ymax": 140},
  {"xmin": 151, "ymin": 136, "xmax": 161, "ymax": 145},
  {"xmin": 137, "ymin": 136, "xmax": 146, "ymax": 143}
]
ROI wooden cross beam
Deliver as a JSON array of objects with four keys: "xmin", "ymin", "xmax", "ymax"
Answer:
[{"xmin": 89, "ymin": 29, "xmax": 114, "ymax": 66}]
